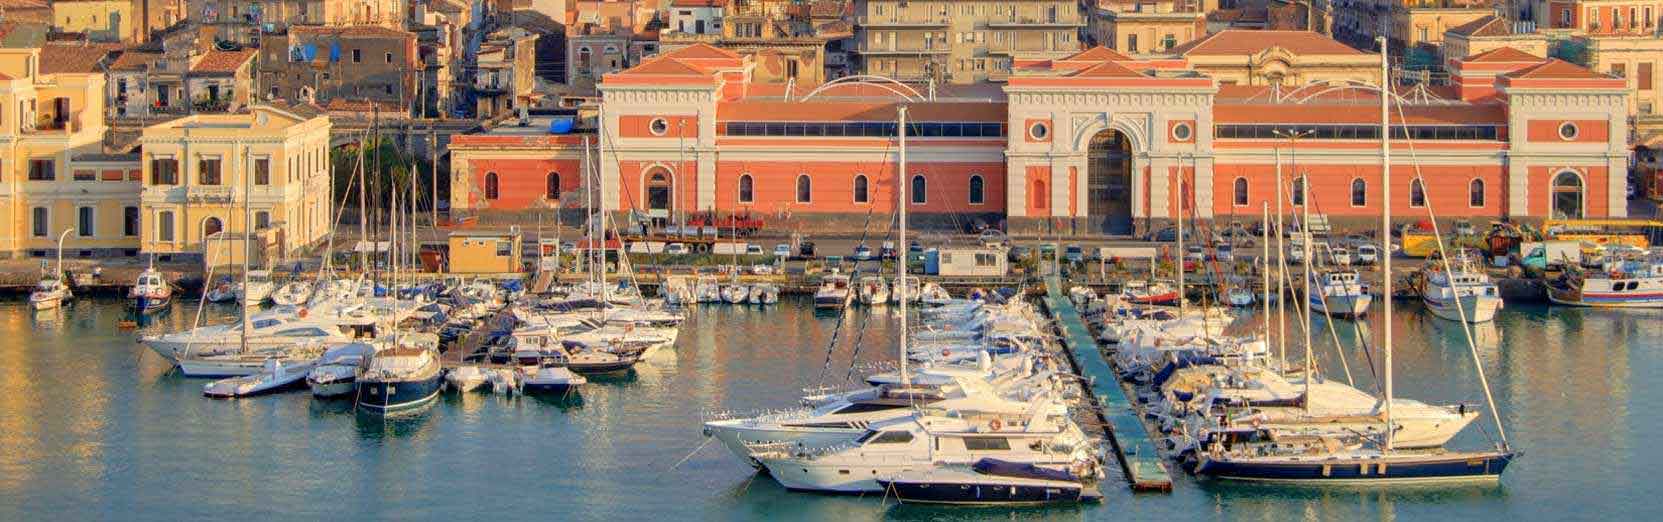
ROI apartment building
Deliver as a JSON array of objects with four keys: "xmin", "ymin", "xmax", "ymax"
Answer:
[
  {"xmin": 257, "ymin": 25, "xmax": 421, "ymax": 113},
  {"xmin": 50, "ymin": 0, "xmax": 136, "ymax": 42},
  {"xmin": 1332, "ymin": 0, "xmax": 1491, "ymax": 55},
  {"xmin": 1527, "ymin": 0, "xmax": 1662, "ymax": 144},
  {"xmin": 851, "ymin": 0, "xmax": 1086, "ymax": 83},
  {"xmin": 474, "ymin": 29, "xmax": 539, "ymax": 119},
  {"xmin": 190, "ymin": 0, "xmax": 405, "ymax": 45},
  {"xmin": 136, "ymin": 105, "xmax": 333, "ymax": 260},
  {"xmin": 1089, "ymin": 0, "xmax": 1210, "ymax": 54},
  {"xmin": 1165, "ymin": 30, "xmax": 1383, "ymax": 87},
  {"xmin": 659, "ymin": 0, "xmax": 839, "ymax": 86},
  {"xmin": 0, "ymin": 42, "xmax": 129, "ymax": 258}
]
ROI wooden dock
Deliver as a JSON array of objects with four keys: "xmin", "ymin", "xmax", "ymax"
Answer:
[{"xmin": 1041, "ymin": 275, "xmax": 1174, "ymax": 492}]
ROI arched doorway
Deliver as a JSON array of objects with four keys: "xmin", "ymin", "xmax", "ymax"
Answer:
[
  {"xmin": 644, "ymin": 168, "xmax": 673, "ymax": 225},
  {"xmin": 203, "ymin": 217, "xmax": 223, "ymax": 238},
  {"xmin": 1552, "ymin": 171, "xmax": 1584, "ymax": 218},
  {"xmin": 1087, "ymin": 129, "xmax": 1134, "ymax": 235}
]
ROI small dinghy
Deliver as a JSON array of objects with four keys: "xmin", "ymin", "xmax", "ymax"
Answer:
[
  {"xmin": 876, "ymin": 459, "xmax": 1099, "ymax": 506},
  {"xmin": 446, "ymin": 366, "xmax": 489, "ymax": 393},
  {"xmin": 204, "ymin": 358, "xmax": 315, "ymax": 398}
]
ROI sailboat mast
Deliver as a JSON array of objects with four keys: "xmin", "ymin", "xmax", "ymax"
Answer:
[
  {"xmin": 357, "ymin": 132, "xmax": 369, "ymax": 272},
  {"xmin": 581, "ymin": 135, "xmax": 592, "ymax": 278},
  {"xmin": 1379, "ymin": 36, "xmax": 1395, "ymax": 450},
  {"xmin": 1261, "ymin": 202, "xmax": 1270, "ymax": 344},
  {"xmin": 898, "ymin": 105, "xmax": 910, "ymax": 389},
  {"xmin": 598, "ymin": 107, "xmax": 609, "ymax": 302},
  {"xmin": 1300, "ymin": 168, "xmax": 1314, "ymax": 413},
  {"xmin": 1274, "ymin": 149, "xmax": 1287, "ymax": 370},
  {"xmin": 240, "ymin": 146, "xmax": 251, "ymax": 355},
  {"xmin": 1175, "ymin": 156, "xmax": 1185, "ymax": 314}
]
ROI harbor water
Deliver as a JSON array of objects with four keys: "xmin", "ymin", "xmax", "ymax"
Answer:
[{"xmin": 0, "ymin": 297, "xmax": 1658, "ymax": 520}]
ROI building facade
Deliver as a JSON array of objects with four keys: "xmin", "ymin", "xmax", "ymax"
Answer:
[
  {"xmin": 256, "ymin": 25, "xmax": 421, "ymax": 112},
  {"xmin": 1089, "ymin": 0, "xmax": 1209, "ymax": 54},
  {"xmin": 851, "ymin": 0, "xmax": 1087, "ymax": 83},
  {"xmin": 136, "ymin": 105, "xmax": 333, "ymax": 260},
  {"xmin": 448, "ymin": 43, "xmax": 1630, "ymax": 236}
]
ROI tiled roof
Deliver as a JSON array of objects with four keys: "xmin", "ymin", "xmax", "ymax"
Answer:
[
  {"xmin": 0, "ymin": 0, "xmax": 48, "ymax": 8},
  {"xmin": 190, "ymin": 49, "xmax": 255, "ymax": 75},
  {"xmin": 1463, "ymin": 46, "xmax": 1542, "ymax": 63},
  {"xmin": 1505, "ymin": 58, "xmax": 1607, "ymax": 79},
  {"xmin": 669, "ymin": 0, "xmax": 725, "ymax": 6},
  {"xmin": 0, "ymin": 20, "xmax": 48, "ymax": 48},
  {"xmin": 1173, "ymin": 30, "xmax": 1363, "ymax": 56},
  {"xmin": 108, "ymin": 50, "xmax": 164, "ymax": 71},
  {"xmin": 1062, "ymin": 46, "xmax": 1133, "ymax": 62},
  {"xmin": 664, "ymin": 42, "xmax": 741, "ymax": 60},
  {"xmin": 1069, "ymin": 61, "xmax": 1146, "ymax": 78},
  {"xmin": 38, "ymin": 43, "xmax": 113, "ymax": 74},
  {"xmin": 1447, "ymin": 15, "xmax": 1512, "ymax": 37}
]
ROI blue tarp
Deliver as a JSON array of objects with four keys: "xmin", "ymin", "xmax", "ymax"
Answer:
[
  {"xmin": 329, "ymin": 41, "xmax": 341, "ymax": 62},
  {"xmin": 972, "ymin": 458, "xmax": 1077, "ymax": 482},
  {"xmin": 548, "ymin": 117, "xmax": 575, "ymax": 134}
]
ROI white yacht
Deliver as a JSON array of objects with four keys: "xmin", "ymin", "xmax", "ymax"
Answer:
[
  {"xmin": 814, "ymin": 273, "xmax": 853, "ymax": 309},
  {"xmin": 142, "ymin": 312, "xmax": 358, "ymax": 363},
  {"xmin": 271, "ymin": 281, "xmax": 314, "ymax": 306},
  {"xmin": 237, "ymin": 270, "xmax": 275, "ymax": 305},
  {"xmin": 204, "ymin": 358, "xmax": 316, "ymax": 398}
]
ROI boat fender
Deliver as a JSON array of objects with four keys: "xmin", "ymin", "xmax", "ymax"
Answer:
[
  {"xmin": 298, "ymin": 307, "xmax": 308, "ymax": 318},
  {"xmin": 989, "ymin": 418, "xmax": 1002, "ymax": 431}
]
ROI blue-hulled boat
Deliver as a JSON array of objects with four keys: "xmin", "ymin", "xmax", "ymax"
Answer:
[
  {"xmin": 1192, "ymin": 448, "xmax": 1516, "ymax": 484},
  {"xmin": 129, "ymin": 264, "xmax": 172, "ymax": 314},
  {"xmin": 355, "ymin": 346, "xmax": 443, "ymax": 414}
]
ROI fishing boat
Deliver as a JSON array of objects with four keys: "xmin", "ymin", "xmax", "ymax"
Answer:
[
  {"xmin": 893, "ymin": 275, "xmax": 921, "ymax": 304},
  {"xmin": 721, "ymin": 283, "xmax": 750, "ymax": 304},
  {"xmin": 814, "ymin": 273, "xmax": 853, "ymax": 309},
  {"xmin": 129, "ymin": 261, "xmax": 173, "ymax": 314},
  {"xmin": 1547, "ymin": 258, "xmax": 1663, "ymax": 308},
  {"xmin": 858, "ymin": 275, "xmax": 890, "ymax": 305},
  {"xmin": 31, "ymin": 229, "xmax": 74, "ymax": 311},
  {"xmin": 203, "ymin": 358, "xmax": 315, "ymax": 398},
  {"xmin": 1308, "ymin": 270, "xmax": 1371, "ymax": 319},
  {"xmin": 877, "ymin": 459, "xmax": 1099, "ymax": 506},
  {"xmin": 271, "ymin": 280, "xmax": 313, "ymax": 306},
  {"xmin": 307, "ymin": 342, "xmax": 378, "ymax": 398},
  {"xmin": 1419, "ymin": 259, "xmax": 1503, "ymax": 323},
  {"xmin": 355, "ymin": 346, "xmax": 444, "ymax": 413},
  {"xmin": 237, "ymin": 269, "xmax": 275, "ymax": 305}
]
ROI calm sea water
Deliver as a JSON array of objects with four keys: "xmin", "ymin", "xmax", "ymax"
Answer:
[{"xmin": 0, "ymin": 296, "xmax": 1658, "ymax": 521}]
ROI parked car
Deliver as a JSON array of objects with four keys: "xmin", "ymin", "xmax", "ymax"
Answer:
[
  {"xmin": 1185, "ymin": 244, "xmax": 1207, "ymax": 263},
  {"xmin": 774, "ymin": 244, "xmax": 791, "ymax": 259},
  {"xmin": 560, "ymin": 241, "xmax": 578, "ymax": 254},
  {"xmin": 853, "ymin": 244, "xmax": 873, "ymax": 260},
  {"xmin": 798, "ymin": 241, "xmax": 816, "ymax": 258},
  {"xmin": 745, "ymin": 244, "xmax": 765, "ymax": 256},
  {"xmin": 880, "ymin": 241, "xmax": 897, "ymax": 260},
  {"xmin": 1063, "ymin": 244, "xmax": 1085, "ymax": 263},
  {"xmin": 1216, "ymin": 243, "xmax": 1235, "ymax": 262},
  {"xmin": 978, "ymin": 229, "xmax": 1010, "ymax": 248},
  {"xmin": 1454, "ymin": 221, "xmax": 1477, "ymax": 237},
  {"xmin": 664, "ymin": 243, "xmax": 690, "ymax": 255},
  {"xmin": 1355, "ymin": 244, "xmax": 1380, "ymax": 265},
  {"xmin": 1328, "ymin": 245, "xmax": 1353, "ymax": 266},
  {"xmin": 908, "ymin": 240, "xmax": 924, "ymax": 253},
  {"xmin": 1146, "ymin": 227, "xmax": 1179, "ymax": 243},
  {"xmin": 1287, "ymin": 242, "xmax": 1305, "ymax": 264}
]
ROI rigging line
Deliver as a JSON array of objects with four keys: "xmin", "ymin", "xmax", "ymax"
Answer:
[
  {"xmin": 843, "ymin": 214, "xmax": 901, "ymax": 384},
  {"xmin": 816, "ymin": 137, "xmax": 896, "ymax": 384},
  {"xmin": 1290, "ymin": 172, "xmax": 1358, "ymax": 386},
  {"xmin": 1391, "ymin": 90, "xmax": 1509, "ymax": 447}
]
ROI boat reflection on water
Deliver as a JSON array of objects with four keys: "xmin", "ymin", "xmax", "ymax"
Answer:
[
  {"xmin": 884, "ymin": 501, "xmax": 1088, "ymax": 521},
  {"xmin": 524, "ymin": 391, "xmax": 585, "ymax": 410},
  {"xmin": 353, "ymin": 402, "xmax": 438, "ymax": 440}
]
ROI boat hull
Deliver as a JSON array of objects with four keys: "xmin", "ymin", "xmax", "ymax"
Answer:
[
  {"xmin": 354, "ymin": 374, "xmax": 444, "ymax": 413},
  {"xmin": 876, "ymin": 479, "xmax": 1084, "ymax": 506},
  {"xmin": 1547, "ymin": 284, "xmax": 1663, "ymax": 308},
  {"xmin": 132, "ymin": 294, "xmax": 172, "ymax": 314},
  {"xmin": 1193, "ymin": 451, "xmax": 1516, "ymax": 484},
  {"xmin": 1311, "ymin": 293, "xmax": 1371, "ymax": 319},
  {"xmin": 704, "ymin": 422, "xmax": 864, "ymax": 468},
  {"xmin": 521, "ymin": 382, "xmax": 578, "ymax": 394},
  {"xmin": 308, "ymin": 378, "xmax": 356, "ymax": 398},
  {"xmin": 1422, "ymin": 294, "xmax": 1503, "ymax": 323}
]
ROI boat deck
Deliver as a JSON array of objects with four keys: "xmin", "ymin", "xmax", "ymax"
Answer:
[{"xmin": 1042, "ymin": 274, "xmax": 1174, "ymax": 492}]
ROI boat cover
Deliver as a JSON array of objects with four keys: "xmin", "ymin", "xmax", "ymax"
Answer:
[{"xmin": 971, "ymin": 459, "xmax": 1077, "ymax": 482}]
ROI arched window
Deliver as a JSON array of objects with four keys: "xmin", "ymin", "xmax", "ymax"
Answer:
[
  {"xmin": 546, "ymin": 172, "xmax": 561, "ymax": 201},
  {"xmin": 1031, "ymin": 179, "xmax": 1047, "ymax": 209},
  {"xmin": 910, "ymin": 174, "xmax": 927, "ymax": 204},
  {"xmin": 1291, "ymin": 176, "xmax": 1306, "ymax": 206},
  {"xmin": 203, "ymin": 217, "xmax": 223, "ymax": 238},
  {"xmin": 646, "ymin": 171, "xmax": 672, "ymax": 211},
  {"xmin": 577, "ymin": 47, "xmax": 592, "ymax": 69},
  {"xmin": 1552, "ymin": 170, "xmax": 1584, "ymax": 218},
  {"xmin": 796, "ymin": 175, "xmax": 812, "ymax": 203},
  {"xmin": 1409, "ymin": 178, "xmax": 1426, "ymax": 208},
  {"xmin": 853, "ymin": 175, "xmax": 869, "ymax": 203},
  {"xmin": 1232, "ymin": 177, "xmax": 1248, "ymax": 206},
  {"xmin": 968, "ymin": 175, "xmax": 985, "ymax": 205},
  {"xmin": 1351, "ymin": 178, "xmax": 1367, "ymax": 207},
  {"xmin": 738, "ymin": 174, "xmax": 754, "ymax": 203},
  {"xmin": 484, "ymin": 172, "xmax": 499, "ymax": 200},
  {"xmin": 1469, "ymin": 178, "xmax": 1485, "ymax": 207}
]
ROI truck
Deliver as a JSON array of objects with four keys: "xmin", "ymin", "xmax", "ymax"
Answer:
[{"xmin": 1519, "ymin": 240, "xmax": 1582, "ymax": 269}]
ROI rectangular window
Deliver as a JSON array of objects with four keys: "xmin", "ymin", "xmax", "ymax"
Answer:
[
  {"xmin": 496, "ymin": 240, "xmax": 511, "ymax": 257},
  {"xmin": 123, "ymin": 206, "xmax": 139, "ymax": 236},
  {"xmin": 1640, "ymin": 63, "xmax": 1654, "ymax": 91},
  {"xmin": 199, "ymin": 157, "xmax": 222, "ymax": 185},
  {"xmin": 255, "ymin": 211, "xmax": 270, "ymax": 229},
  {"xmin": 352, "ymin": 49, "xmax": 362, "ymax": 63},
  {"xmin": 74, "ymin": 169, "xmax": 96, "ymax": 181},
  {"xmin": 158, "ymin": 211, "xmax": 175, "ymax": 241},
  {"xmin": 151, "ymin": 158, "xmax": 179, "ymax": 184},
  {"xmin": 28, "ymin": 159, "xmax": 54, "ymax": 181},
  {"xmin": 255, "ymin": 158, "xmax": 270, "ymax": 185},
  {"xmin": 32, "ymin": 207, "xmax": 48, "ymax": 237},
  {"xmin": 78, "ymin": 207, "xmax": 94, "ymax": 237},
  {"xmin": 385, "ymin": 52, "xmax": 393, "ymax": 63}
]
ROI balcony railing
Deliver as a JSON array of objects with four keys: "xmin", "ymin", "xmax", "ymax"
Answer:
[
  {"xmin": 856, "ymin": 16, "xmax": 951, "ymax": 27},
  {"xmin": 187, "ymin": 186, "xmax": 235, "ymax": 203},
  {"xmin": 984, "ymin": 17, "xmax": 1086, "ymax": 27},
  {"xmin": 854, "ymin": 42, "xmax": 953, "ymax": 54}
]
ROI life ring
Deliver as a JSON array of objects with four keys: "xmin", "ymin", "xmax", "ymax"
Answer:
[{"xmin": 989, "ymin": 418, "xmax": 1003, "ymax": 431}]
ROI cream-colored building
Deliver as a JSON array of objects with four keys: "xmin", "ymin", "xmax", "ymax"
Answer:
[
  {"xmin": 1442, "ymin": 14, "xmax": 1549, "ymax": 62},
  {"xmin": 851, "ymin": 0, "xmax": 1086, "ymax": 83},
  {"xmin": 137, "ymin": 105, "xmax": 333, "ymax": 261},
  {"xmin": 1166, "ymin": 30, "xmax": 1381, "ymax": 87},
  {"xmin": 51, "ymin": 0, "xmax": 135, "ymax": 42},
  {"xmin": 0, "ymin": 43, "xmax": 127, "ymax": 258},
  {"xmin": 1582, "ymin": 35, "xmax": 1663, "ymax": 144},
  {"xmin": 1089, "ymin": 0, "xmax": 1210, "ymax": 54}
]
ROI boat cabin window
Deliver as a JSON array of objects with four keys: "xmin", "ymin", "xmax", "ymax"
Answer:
[
  {"xmin": 275, "ymin": 327, "xmax": 330, "ymax": 337},
  {"xmin": 856, "ymin": 430, "xmax": 914, "ymax": 445},
  {"xmin": 833, "ymin": 402, "xmax": 908, "ymax": 415},
  {"xmin": 962, "ymin": 437, "xmax": 1011, "ymax": 451},
  {"xmin": 251, "ymin": 318, "xmax": 283, "ymax": 329}
]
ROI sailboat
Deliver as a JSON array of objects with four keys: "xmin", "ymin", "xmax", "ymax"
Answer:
[
  {"xmin": 29, "ymin": 229, "xmax": 74, "ymax": 311},
  {"xmin": 1192, "ymin": 41, "xmax": 1516, "ymax": 483}
]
